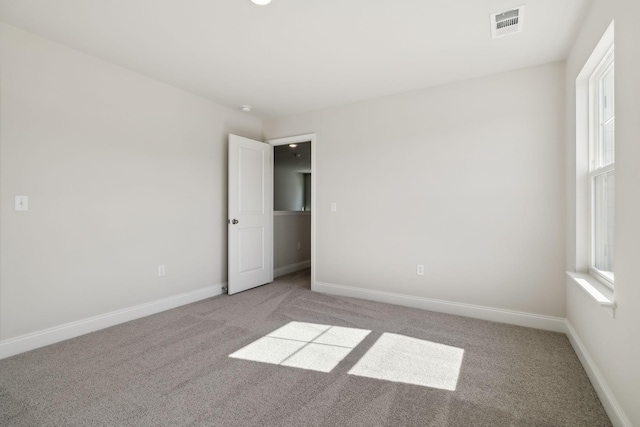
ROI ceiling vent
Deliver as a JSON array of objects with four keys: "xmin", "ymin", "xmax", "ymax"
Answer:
[{"xmin": 490, "ymin": 6, "xmax": 525, "ymax": 39}]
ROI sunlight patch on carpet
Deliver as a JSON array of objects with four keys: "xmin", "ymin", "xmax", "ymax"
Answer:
[
  {"xmin": 348, "ymin": 333, "xmax": 464, "ymax": 391},
  {"xmin": 229, "ymin": 321, "xmax": 371, "ymax": 373}
]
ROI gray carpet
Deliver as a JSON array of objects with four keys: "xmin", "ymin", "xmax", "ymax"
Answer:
[{"xmin": 0, "ymin": 270, "xmax": 612, "ymax": 426}]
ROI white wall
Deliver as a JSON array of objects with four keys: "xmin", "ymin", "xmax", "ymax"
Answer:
[
  {"xmin": 274, "ymin": 169, "xmax": 304, "ymax": 211},
  {"xmin": 265, "ymin": 62, "xmax": 566, "ymax": 318},
  {"xmin": 0, "ymin": 23, "xmax": 262, "ymax": 340},
  {"xmin": 565, "ymin": 1, "xmax": 640, "ymax": 425},
  {"xmin": 274, "ymin": 212, "xmax": 311, "ymax": 275}
]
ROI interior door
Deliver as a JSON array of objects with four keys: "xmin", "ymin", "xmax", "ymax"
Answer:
[{"xmin": 228, "ymin": 134, "xmax": 273, "ymax": 295}]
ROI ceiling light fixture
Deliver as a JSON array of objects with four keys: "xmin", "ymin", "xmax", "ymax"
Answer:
[
  {"xmin": 251, "ymin": 0, "xmax": 272, "ymax": 5},
  {"xmin": 240, "ymin": 105, "xmax": 252, "ymax": 112},
  {"xmin": 289, "ymin": 144, "xmax": 297, "ymax": 148}
]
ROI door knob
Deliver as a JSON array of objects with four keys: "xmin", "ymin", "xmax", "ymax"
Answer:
[{"xmin": 232, "ymin": 219, "xmax": 239, "ymax": 224}]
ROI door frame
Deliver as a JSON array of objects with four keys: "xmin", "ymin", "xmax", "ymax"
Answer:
[{"xmin": 267, "ymin": 133, "xmax": 316, "ymax": 287}]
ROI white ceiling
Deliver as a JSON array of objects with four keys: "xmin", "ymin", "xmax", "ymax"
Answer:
[{"xmin": 0, "ymin": 0, "xmax": 589, "ymax": 119}]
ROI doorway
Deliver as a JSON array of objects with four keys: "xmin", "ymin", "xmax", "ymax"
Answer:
[{"xmin": 268, "ymin": 134, "xmax": 316, "ymax": 287}]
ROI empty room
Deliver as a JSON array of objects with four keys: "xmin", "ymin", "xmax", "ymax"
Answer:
[{"xmin": 0, "ymin": 0, "xmax": 638, "ymax": 426}]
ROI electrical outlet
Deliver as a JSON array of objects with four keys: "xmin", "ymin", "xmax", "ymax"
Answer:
[
  {"xmin": 158, "ymin": 265, "xmax": 166, "ymax": 277},
  {"xmin": 417, "ymin": 264, "xmax": 424, "ymax": 276}
]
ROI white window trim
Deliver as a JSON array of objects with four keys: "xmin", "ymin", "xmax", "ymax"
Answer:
[
  {"xmin": 568, "ymin": 20, "xmax": 616, "ymax": 317},
  {"xmin": 565, "ymin": 272, "xmax": 616, "ymax": 318}
]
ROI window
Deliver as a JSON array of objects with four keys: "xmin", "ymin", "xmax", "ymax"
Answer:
[
  {"xmin": 589, "ymin": 46, "xmax": 615, "ymax": 286},
  {"xmin": 569, "ymin": 21, "xmax": 615, "ymax": 315}
]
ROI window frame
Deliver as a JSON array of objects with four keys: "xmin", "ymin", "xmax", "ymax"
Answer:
[{"xmin": 588, "ymin": 45, "xmax": 615, "ymax": 289}]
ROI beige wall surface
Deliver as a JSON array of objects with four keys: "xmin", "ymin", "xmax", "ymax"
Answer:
[
  {"xmin": 274, "ymin": 213, "xmax": 311, "ymax": 272},
  {"xmin": 274, "ymin": 169, "xmax": 304, "ymax": 211},
  {"xmin": 265, "ymin": 62, "xmax": 566, "ymax": 317},
  {"xmin": 565, "ymin": 0, "xmax": 640, "ymax": 425},
  {"xmin": 0, "ymin": 23, "xmax": 262, "ymax": 339}
]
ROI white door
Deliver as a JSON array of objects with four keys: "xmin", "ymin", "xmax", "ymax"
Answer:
[{"xmin": 228, "ymin": 134, "xmax": 273, "ymax": 295}]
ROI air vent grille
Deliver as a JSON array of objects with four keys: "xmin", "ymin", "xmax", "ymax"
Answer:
[{"xmin": 491, "ymin": 6, "xmax": 525, "ymax": 39}]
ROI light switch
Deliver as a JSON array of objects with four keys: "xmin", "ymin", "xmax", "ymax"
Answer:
[
  {"xmin": 15, "ymin": 195, "xmax": 28, "ymax": 211},
  {"xmin": 331, "ymin": 202, "xmax": 337, "ymax": 212}
]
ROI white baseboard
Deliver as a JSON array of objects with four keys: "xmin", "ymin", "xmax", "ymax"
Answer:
[
  {"xmin": 313, "ymin": 281, "xmax": 566, "ymax": 332},
  {"xmin": 565, "ymin": 321, "xmax": 631, "ymax": 427},
  {"xmin": 0, "ymin": 283, "xmax": 225, "ymax": 360},
  {"xmin": 274, "ymin": 260, "xmax": 311, "ymax": 278}
]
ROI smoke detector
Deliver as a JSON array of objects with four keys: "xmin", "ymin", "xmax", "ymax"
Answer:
[
  {"xmin": 490, "ymin": 6, "xmax": 525, "ymax": 39},
  {"xmin": 240, "ymin": 105, "xmax": 252, "ymax": 112}
]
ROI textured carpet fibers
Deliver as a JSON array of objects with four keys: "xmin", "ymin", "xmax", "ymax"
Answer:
[{"xmin": 0, "ymin": 270, "xmax": 611, "ymax": 426}]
